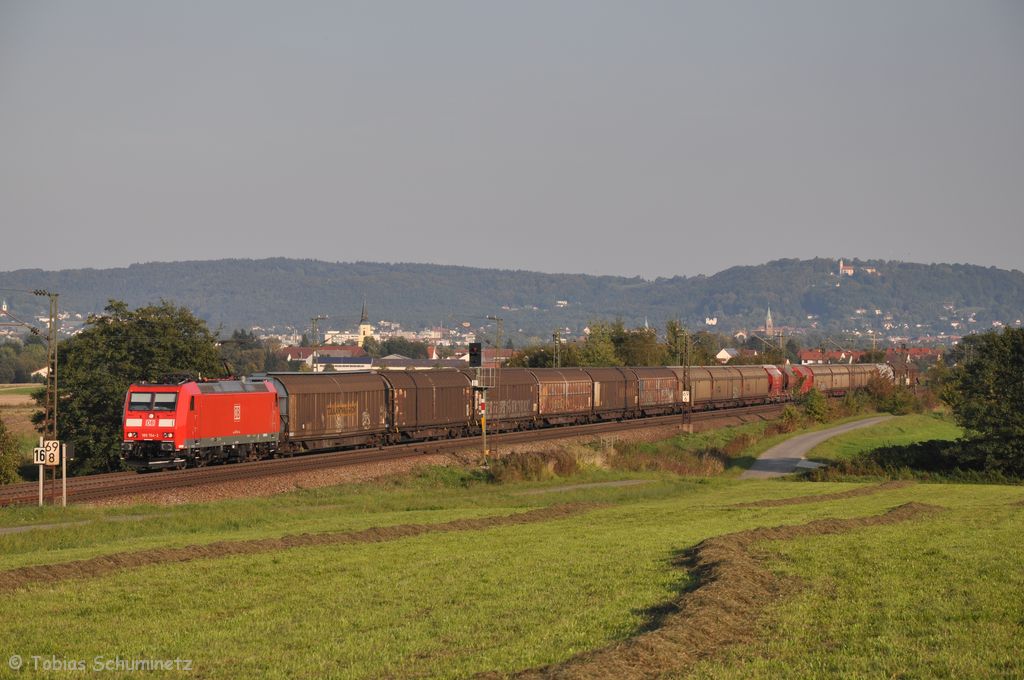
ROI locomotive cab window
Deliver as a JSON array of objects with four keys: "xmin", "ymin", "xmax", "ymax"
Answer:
[
  {"xmin": 128, "ymin": 392, "xmax": 178, "ymax": 411},
  {"xmin": 153, "ymin": 393, "xmax": 178, "ymax": 411},
  {"xmin": 128, "ymin": 392, "xmax": 153, "ymax": 411}
]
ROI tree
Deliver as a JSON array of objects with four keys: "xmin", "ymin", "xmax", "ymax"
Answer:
[
  {"xmin": 508, "ymin": 346, "xmax": 554, "ymax": 368},
  {"xmin": 37, "ymin": 300, "xmax": 225, "ymax": 475},
  {"xmin": 665, "ymin": 320, "xmax": 686, "ymax": 366},
  {"xmin": 361, "ymin": 336, "xmax": 380, "ymax": 356},
  {"xmin": 362, "ymin": 336, "xmax": 429, "ymax": 359},
  {"xmin": 857, "ymin": 349, "xmax": 887, "ymax": 364},
  {"xmin": 577, "ymin": 322, "xmax": 622, "ymax": 367},
  {"xmin": 613, "ymin": 325, "xmax": 663, "ymax": 366},
  {"xmin": 784, "ymin": 338, "xmax": 802, "ymax": 364},
  {"xmin": 0, "ymin": 417, "xmax": 20, "ymax": 484},
  {"xmin": 942, "ymin": 328, "xmax": 1024, "ymax": 472},
  {"xmin": 219, "ymin": 329, "xmax": 276, "ymax": 376},
  {"xmin": 690, "ymin": 332, "xmax": 720, "ymax": 365},
  {"xmin": 0, "ymin": 338, "xmax": 48, "ymax": 384}
]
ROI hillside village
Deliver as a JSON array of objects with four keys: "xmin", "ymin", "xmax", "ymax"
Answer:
[{"xmin": 1, "ymin": 258, "xmax": 1020, "ymax": 381}]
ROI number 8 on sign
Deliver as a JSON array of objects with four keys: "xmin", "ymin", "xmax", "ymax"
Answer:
[{"xmin": 40, "ymin": 440, "xmax": 61, "ymax": 466}]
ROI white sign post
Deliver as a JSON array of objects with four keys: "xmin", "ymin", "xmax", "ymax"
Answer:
[
  {"xmin": 62, "ymin": 443, "xmax": 67, "ymax": 507},
  {"xmin": 37, "ymin": 454, "xmax": 42, "ymax": 507}
]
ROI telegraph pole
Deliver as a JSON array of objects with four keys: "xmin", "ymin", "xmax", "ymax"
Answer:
[
  {"xmin": 485, "ymin": 315, "xmax": 503, "ymax": 456},
  {"xmin": 552, "ymin": 330, "xmax": 561, "ymax": 368},
  {"xmin": 486, "ymin": 315, "xmax": 503, "ymax": 353},
  {"xmin": 1, "ymin": 289, "xmax": 59, "ymax": 504},
  {"xmin": 683, "ymin": 326, "xmax": 692, "ymax": 432},
  {"xmin": 33, "ymin": 291, "xmax": 59, "ymax": 505},
  {"xmin": 309, "ymin": 315, "xmax": 328, "ymax": 346},
  {"xmin": 38, "ymin": 290, "xmax": 59, "ymax": 442}
]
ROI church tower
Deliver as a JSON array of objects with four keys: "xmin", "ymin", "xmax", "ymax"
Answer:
[
  {"xmin": 358, "ymin": 299, "xmax": 374, "ymax": 345},
  {"xmin": 765, "ymin": 306, "xmax": 774, "ymax": 337}
]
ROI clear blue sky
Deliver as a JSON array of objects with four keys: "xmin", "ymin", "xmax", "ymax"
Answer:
[{"xmin": 2, "ymin": 1, "xmax": 1022, "ymax": 278}]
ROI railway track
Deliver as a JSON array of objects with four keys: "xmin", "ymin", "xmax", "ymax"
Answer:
[{"xmin": 0, "ymin": 403, "xmax": 784, "ymax": 507}]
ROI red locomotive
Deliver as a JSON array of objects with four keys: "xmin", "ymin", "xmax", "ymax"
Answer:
[{"xmin": 122, "ymin": 379, "xmax": 280, "ymax": 470}]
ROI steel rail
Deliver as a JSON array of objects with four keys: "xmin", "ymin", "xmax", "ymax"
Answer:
[{"xmin": 0, "ymin": 403, "xmax": 785, "ymax": 506}]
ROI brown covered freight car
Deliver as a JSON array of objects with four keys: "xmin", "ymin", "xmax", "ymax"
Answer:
[
  {"xmin": 382, "ymin": 370, "xmax": 473, "ymax": 440},
  {"xmin": 670, "ymin": 365, "xmax": 773, "ymax": 409},
  {"xmin": 531, "ymin": 368, "xmax": 593, "ymax": 424},
  {"xmin": 461, "ymin": 368, "xmax": 539, "ymax": 432},
  {"xmin": 269, "ymin": 372, "xmax": 389, "ymax": 451},
  {"xmin": 581, "ymin": 368, "xmax": 630, "ymax": 420},
  {"xmin": 631, "ymin": 367, "xmax": 681, "ymax": 415}
]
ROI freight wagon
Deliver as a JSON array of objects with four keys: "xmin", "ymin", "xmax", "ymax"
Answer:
[{"xmin": 122, "ymin": 363, "xmax": 893, "ymax": 470}]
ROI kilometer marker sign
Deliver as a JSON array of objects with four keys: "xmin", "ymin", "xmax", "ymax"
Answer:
[{"xmin": 33, "ymin": 440, "xmax": 61, "ymax": 466}]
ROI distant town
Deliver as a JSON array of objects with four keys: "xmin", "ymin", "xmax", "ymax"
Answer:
[{"xmin": 1, "ymin": 258, "xmax": 1020, "ymax": 380}]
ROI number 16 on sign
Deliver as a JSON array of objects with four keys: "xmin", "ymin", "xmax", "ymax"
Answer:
[{"xmin": 34, "ymin": 440, "xmax": 60, "ymax": 466}]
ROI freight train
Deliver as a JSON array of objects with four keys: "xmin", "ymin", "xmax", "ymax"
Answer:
[{"xmin": 121, "ymin": 363, "xmax": 892, "ymax": 470}]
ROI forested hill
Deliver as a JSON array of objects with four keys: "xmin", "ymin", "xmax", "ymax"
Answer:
[{"xmin": 1, "ymin": 257, "xmax": 1022, "ymax": 338}]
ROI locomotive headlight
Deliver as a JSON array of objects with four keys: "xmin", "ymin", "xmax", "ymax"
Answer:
[
  {"xmin": 127, "ymin": 432, "xmax": 138, "ymax": 439},
  {"xmin": 162, "ymin": 432, "xmax": 174, "ymax": 439}
]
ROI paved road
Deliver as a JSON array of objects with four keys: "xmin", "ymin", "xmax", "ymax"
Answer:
[{"xmin": 739, "ymin": 416, "xmax": 892, "ymax": 479}]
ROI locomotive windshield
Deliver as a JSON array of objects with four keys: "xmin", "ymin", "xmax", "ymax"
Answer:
[{"xmin": 128, "ymin": 392, "xmax": 178, "ymax": 412}]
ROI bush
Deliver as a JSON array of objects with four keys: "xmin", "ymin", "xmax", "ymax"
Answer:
[
  {"xmin": 777, "ymin": 405, "xmax": 805, "ymax": 433},
  {"xmin": 798, "ymin": 387, "xmax": 830, "ymax": 422},
  {"xmin": 803, "ymin": 436, "xmax": 1024, "ymax": 482},
  {"xmin": 411, "ymin": 465, "xmax": 484, "ymax": 488},
  {"xmin": 840, "ymin": 388, "xmax": 872, "ymax": 416},
  {"xmin": 608, "ymin": 439, "xmax": 727, "ymax": 476},
  {"xmin": 0, "ymin": 417, "xmax": 21, "ymax": 484},
  {"xmin": 485, "ymin": 450, "xmax": 580, "ymax": 483},
  {"xmin": 864, "ymin": 376, "xmax": 925, "ymax": 415}
]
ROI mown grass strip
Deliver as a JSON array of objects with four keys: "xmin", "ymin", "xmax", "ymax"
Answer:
[
  {"xmin": 495, "ymin": 502, "xmax": 944, "ymax": 680},
  {"xmin": 730, "ymin": 480, "xmax": 914, "ymax": 508},
  {"xmin": 0, "ymin": 502, "xmax": 605, "ymax": 594}
]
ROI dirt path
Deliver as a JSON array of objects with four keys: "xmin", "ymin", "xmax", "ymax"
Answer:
[
  {"xmin": 739, "ymin": 416, "xmax": 892, "ymax": 479},
  {"xmin": 516, "ymin": 480, "xmax": 652, "ymax": 496},
  {"xmin": 0, "ymin": 503, "xmax": 604, "ymax": 594},
  {"xmin": 0, "ymin": 515, "xmax": 158, "ymax": 536},
  {"xmin": 491, "ymin": 502, "xmax": 943, "ymax": 679}
]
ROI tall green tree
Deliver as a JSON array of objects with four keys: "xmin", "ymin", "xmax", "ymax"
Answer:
[
  {"xmin": 942, "ymin": 328, "xmax": 1024, "ymax": 471},
  {"xmin": 690, "ymin": 331, "xmax": 720, "ymax": 365},
  {"xmin": 0, "ymin": 337, "xmax": 48, "ymax": 383},
  {"xmin": 507, "ymin": 346, "xmax": 555, "ymax": 368},
  {"xmin": 857, "ymin": 349, "xmax": 887, "ymax": 364},
  {"xmin": 577, "ymin": 322, "xmax": 622, "ymax": 367},
  {"xmin": 665, "ymin": 320, "xmax": 686, "ymax": 366},
  {"xmin": 37, "ymin": 300, "xmax": 225, "ymax": 474},
  {"xmin": 219, "ymin": 329, "xmax": 270, "ymax": 376},
  {"xmin": 0, "ymin": 417, "xmax": 20, "ymax": 484},
  {"xmin": 614, "ymin": 326, "xmax": 663, "ymax": 366},
  {"xmin": 362, "ymin": 336, "xmax": 429, "ymax": 359}
]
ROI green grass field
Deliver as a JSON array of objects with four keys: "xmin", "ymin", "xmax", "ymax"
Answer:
[
  {"xmin": 1, "ymin": 462, "xmax": 1021, "ymax": 678},
  {"xmin": 806, "ymin": 412, "xmax": 964, "ymax": 463}
]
